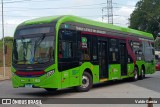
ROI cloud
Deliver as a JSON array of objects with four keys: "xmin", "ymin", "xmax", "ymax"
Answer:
[
  {"xmin": 6, "ymin": 19, "xmax": 25, "ymax": 25},
  {"xmin": 113, "ymin": 6, "xmax": 135, "ymax": 27},
  {"xmin": 93, "ymin": 5, "xmax": 135, "ymax": 28},
  {"xmin": 72, "ymin": 0, "xmax": 84, "ymax": 4},
  {"xmin": 94, "ymin": 17, "xmax": 103, "ymax": 22},
  {"xmin": 71, "ymin": 0, "xmax": 94, "ymax": 4},
  {"xmin": 115, "ymin": 6, "xmax": 135, "ymax": 17},
  {"xmin": 126, "ymin": 1, "xmax": 137, "ymax": 6},
  {"xmin": 2, "ymin": 18, "xmax": 29, "ymax": 37},
  {"xmin": 0, "ymin": 0, "xmax": 138, "ymax": 38}
]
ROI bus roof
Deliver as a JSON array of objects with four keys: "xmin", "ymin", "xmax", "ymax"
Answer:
[{"xmin": 20, "ymin": 15, "xmax": 154, "ymax": 39}]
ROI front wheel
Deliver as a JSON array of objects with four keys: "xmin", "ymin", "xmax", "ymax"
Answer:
[{"xmin": 75, "ymin": 72, "xmax": 93, "ymax": 92}]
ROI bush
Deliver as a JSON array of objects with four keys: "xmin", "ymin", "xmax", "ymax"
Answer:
[{"xmin": 1, "ymin": 36, "xmax": 13, "ymax": 43}]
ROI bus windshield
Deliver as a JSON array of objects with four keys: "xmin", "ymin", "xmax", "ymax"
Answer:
[{"xmin": 13, "ymin": 35, "xmax": 54, "ymax": 65}]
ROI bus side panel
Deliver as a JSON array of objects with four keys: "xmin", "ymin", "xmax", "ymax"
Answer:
[
  {"xmin": 92, "ymin": 65, "xmax": 99, "ymax": 83},
  {"xmin": 69, "ymin": 68, "xmax": 80, "ymax": 87},
  {"xmin": 60, "ymin": 62, "xmax": 99, "ymax": 88},
  {"xmin": 136, "ymin": 60, "xmax": 155, "ymax": 75},
  {"xmin": 108, "ymin": 64, "xmax": 121, "ymax": 80},
  {"xmin": 127, "ymin": 63, "xmax": 134, "ymax": 77},
  {"xmin": 61, "ymin": 67, "xmax": 80, "ymax": 88},
  {"xmin": 78, "ymin": 62, "xmax": 99, "ymax": 85},
  {"xmin": 136, "ymin": 61, "xmax": 145, "ymax": 76},
  {"xmin": 61, "ymin": 70, "xmax": 70, "ymax": 89},
  {"xmin": 145, "ymin": 62, "xmax": 155, "ymax": 74}
]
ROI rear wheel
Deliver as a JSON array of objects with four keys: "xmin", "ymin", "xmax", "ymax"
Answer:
[
  {"xmin": 132, "ymin": 67, "xmax": 138, "ymax": 81},
  {"xmin": 75, "ymin": 72, "xmax": 93, "ymax": 92},
  {"xmin": 139, "ymin": 68, "xmax": 145, "ymax": 80}
]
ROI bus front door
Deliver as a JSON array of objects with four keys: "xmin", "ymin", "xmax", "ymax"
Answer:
[
  {"xmin": 120, "ymin": 42, "xmax": 127, "ymax": 76},
  {"xmin": 98, "ymin": 40, "xmax": 108, "ymax": 79}
]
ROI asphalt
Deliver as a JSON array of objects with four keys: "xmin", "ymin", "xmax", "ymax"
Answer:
[{"xmin": 0, "ymin": 71, "xmax": 160, "ymax": 107}]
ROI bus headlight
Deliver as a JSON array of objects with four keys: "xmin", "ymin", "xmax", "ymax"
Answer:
[{"xmin": 46, "ymin": 70, "xmax": 55, "ymax": 77}]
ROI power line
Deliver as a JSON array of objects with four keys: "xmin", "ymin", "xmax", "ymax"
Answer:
[
  {"xmin": 4, "ymin": 0, "xmax": 32, "ymax": 3},
  {"xmin": 0, "ymin": 1, "xmax": 134, "ymax": 22},
  {"xmin": 2, "ymin": 0, "xmax": 60, "ymax": 4},
  {"xmin": 107, "ymin": 0, "xmax": 113, "ymax": 24},
  {"xmin": 0, "ymin": 14, "xmax": 129, "ymax": 18},
  {"xmin": 102, "ymin": 0, "xmax": 113, "ymax": 24},
  {"xmin": 0, "ymin": 3, "xmax": 106, "ymax": 13},
  {"xmin": 3, "ymin": 7, "xmax": 103, "ymax": 10},
  {"xmin": 0, "ymin": 14, "xmax": 103, "ymax": 18},
  {"xmin": 113, "ymin": 2, "xmax": 136, "ymax": 8},
  {"xmin": 4, "ymin": 2, "xmax": 106, "ymax": 8},
  {"xmin": 1, "ymin": 7, "xmax": 104, "ymax": 12}
]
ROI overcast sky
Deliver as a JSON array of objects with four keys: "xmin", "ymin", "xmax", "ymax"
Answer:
[{"xmin": 0, "ymin": 0, "xmax": 139, "ymax": 38}]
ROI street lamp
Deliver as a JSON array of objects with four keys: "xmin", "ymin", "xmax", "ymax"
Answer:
[{"xmin": 1, "ymin": 0, "xmax": 6, "ymax": 77}]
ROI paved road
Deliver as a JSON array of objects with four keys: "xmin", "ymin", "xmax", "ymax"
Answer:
[{"xmin": 0, "ymin": 71, "xmax": 160, "ymax": 107}]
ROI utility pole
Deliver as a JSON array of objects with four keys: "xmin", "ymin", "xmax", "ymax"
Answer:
[
  {"xmin": 1, "ymin": 0, "xmax": 6, "ymax": 77},
  {"xmin": 102, "ymin": 6, "xmax": 107, "ymax": 22},
  {"xmin": 102, "ymin": 0, "xmax": 113, "ymax": 24}
]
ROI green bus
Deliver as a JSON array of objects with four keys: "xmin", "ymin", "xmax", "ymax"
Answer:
[{"xmin": 11, "ymin": 15, "xmax": 155, "ymax": 92}]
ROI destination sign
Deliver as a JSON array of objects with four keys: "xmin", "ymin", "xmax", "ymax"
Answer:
[{"xmin": 76, "ymin": 26, "xmax": 106, "ymax": 34}]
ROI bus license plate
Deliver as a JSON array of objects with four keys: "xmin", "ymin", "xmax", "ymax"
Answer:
[{"xmin": 25, "ymin": 84, "xmax": 33, "ymax": 88}]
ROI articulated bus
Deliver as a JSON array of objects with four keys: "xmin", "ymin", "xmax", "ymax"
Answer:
[{"xmin": 11, "ymin": 15, "xmax": 155, "ymax": 92}]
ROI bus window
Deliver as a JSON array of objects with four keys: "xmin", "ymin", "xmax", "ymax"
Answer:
[
  {"xmin": 142, "ymin": 41, "xmax": 155, "ymax": 62},
  {"xmin": 61, "ymin": 41, "xmax": 73, "ymax": 58},
  {"xmin": 109, "ymin": 39, "xmax": 119, "ymax": 63},
  {"xmin": 81, "ymin": 35, "xmax": 91, "ymax": 61},
  {"xmin": 58, "ymin": 29, "xmax": 76, "ymax": 59},
  {"xmin": 92, "ymin": 36, "xmax": 98, "ymax": 60}
]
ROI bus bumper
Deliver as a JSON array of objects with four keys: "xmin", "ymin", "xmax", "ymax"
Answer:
[{"xmin": 11, "ymin": 72, "xmax": 60, "ymax": 89}]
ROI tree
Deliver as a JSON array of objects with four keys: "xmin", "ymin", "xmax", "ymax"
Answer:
[
  {"xmin": 129, "ymin": 0, "xmax": 160, "ymax": 39},
  {"xmin": 155, "ymin": 37, "xmax": 160, "ymax": 50},
  {"xmin": 1, "ymin": 36, "xmax": 13, "ymax": 43}
]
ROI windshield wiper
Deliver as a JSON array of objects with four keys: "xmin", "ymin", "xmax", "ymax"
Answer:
[
  {"xmin": 29, "ymin": 34, "xmax": 46, "ymax": 64},
  {"xmin": 34, "ymin": 33, "xmax": 46, "ymax": 53},
  {"xmin": 20, "ymin": 36, "xmax": 27, "ymax": 63}
]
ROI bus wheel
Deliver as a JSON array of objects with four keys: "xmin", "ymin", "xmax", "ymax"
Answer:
[
  {"xmin": 45, "ymin": 88, "xmax": 57, "ymax": 92},
  {"xmin": 139, "ymin": 68, "xmax": 145, "ymax": 80},
  {"xmin": 76, "ymin": 72, "xmax": 93, "ymax": 92},
  {"xmin": 132, "ymin": 67, "xmax": 138, "ymax": 81}
]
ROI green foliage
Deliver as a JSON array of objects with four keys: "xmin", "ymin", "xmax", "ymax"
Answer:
[
  {"xmin": 0, "ymin": 41, "xmax": 2, "ymax": 49},
  {"xmin": 129, "ymin": 0, "xmax": 160, "ymax": 39},
  {"xmin": 4, "ymin": 36, "xmax": 13, "ymax": 43},
  {"xmin": 155, "ymin": 37, "xmax": 160, "ymax": 50},
  {"xmin": 1, "ymin": 36, "xmax": 13, "ymax": 43}
]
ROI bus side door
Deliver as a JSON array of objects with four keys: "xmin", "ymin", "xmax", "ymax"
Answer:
[
  {"xmin": 120, "ymin": 40, "xmax": 128, "ymax": 76},
  {"xmin": 98, "ymin": 40, "xmax": 108, "ymax": 79}
]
